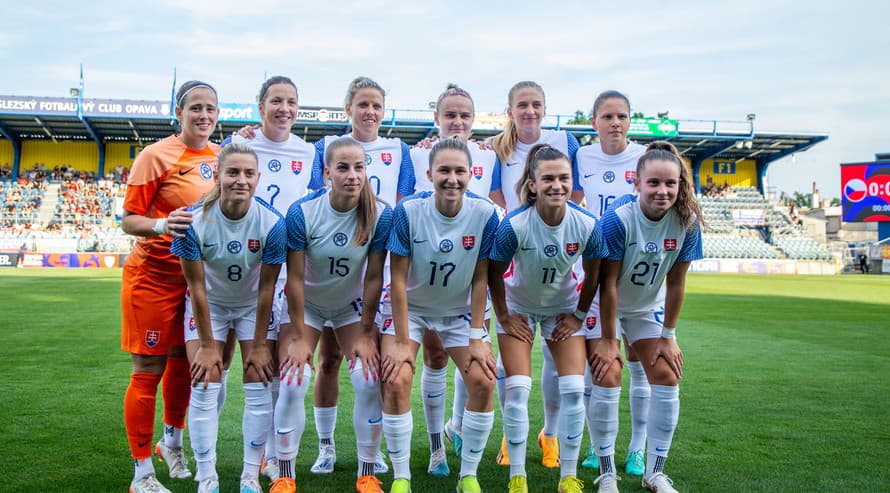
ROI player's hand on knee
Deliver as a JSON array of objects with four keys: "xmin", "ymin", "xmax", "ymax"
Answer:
[
  {"xmin": 245, "ymin": 341, "xmax": 275, "ymax": 384},
  {"xmin": 349, "ymin": 335, "xmax": 380, "ymax": 382},
  {"xmin": 465, "ymin": 339, "xmax": 497, "ymax": 380},
  {"xmin": 381, "ymin": 340, "xmax": 415, "ymax": 384},
  {"xmin": 589, "ymin": 338, "xmax": 623, "ymax": 383},
  {"xmin": 653, "ymin": 337, "xmax": 683, "ymax": 380},
  {"xmin": 499, "ymin": 313, "xmax": 534, "ymax": 344},
  {"xmin": 191, "ymin": 343, "xmax": 223, "ymax": 389},
  {"xmin": 279, "ymin": 339, "xmax": 314, "ymax": 387}
]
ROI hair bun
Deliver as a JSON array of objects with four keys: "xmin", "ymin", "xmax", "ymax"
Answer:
[{"xmin": 646, "ymin": 140, "xmax": 680, "ymax": 157}]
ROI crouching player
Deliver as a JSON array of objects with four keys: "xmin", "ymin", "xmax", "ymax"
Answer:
[
  {"xmin": 171, "ymin": 143, "xmax": 286, "ymax": 493},
  {"xmin": 590, "ymin": 142, "xmax": 703, "ymax": 493},
  {"xmin": 379, "ymin": 137, "xmax": 499, "ymax": 493}
]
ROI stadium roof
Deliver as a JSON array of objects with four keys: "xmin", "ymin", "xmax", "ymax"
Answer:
[{"xmin": 0, "ymin": 94, "xmax": 826, "ymax": 174}]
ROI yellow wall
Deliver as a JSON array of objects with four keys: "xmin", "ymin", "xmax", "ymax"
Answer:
[
  {"xmin": 105, "ymin": 143, "xmax": 145, "ymax": 169},
  {"xmin": 0, "ymin": 139, "xmax": 12, "ymax": 166},
  {"xmin": 21, "ymin": 141, "xmax": 99, "ymax": 173},
  {"xmin": 700, "ymin": 159, "xmax": 757, "ymax": 188}
]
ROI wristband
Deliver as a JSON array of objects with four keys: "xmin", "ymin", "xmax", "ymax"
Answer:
[
  {"xmin": 152, "ymin": 218, "xmax": 167, "ymax": 235},
  {"xmin": 661, "ymin": 327, "xmax": 676, "ymax": 339},
  {"xmin": 573, "ymin": 308, "xmax": 587, "ymax": 321},
  {"xmin": 469, "ymin": 327, "xmax": 487, "ymax": 340}
]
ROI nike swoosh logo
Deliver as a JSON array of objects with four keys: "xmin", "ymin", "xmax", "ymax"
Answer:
[
  {"xmin": 508, "ymin": 439, "xmax": 525, "ymax": 445},
  {"xmin": 194, "ymin": 448, "xmax": 212, "ymax": 455},
  {"xmin": 202, "ymin": 243, "xmax": 217, "ymax": 248},
  {"xmin": 505, "ymin": 161, "xmax": 520, "ymax": 167},
  {"xmin": 599, "ymin": 445, "xmax": 611, "ymax": 451},
  {"xmin": 495, "ymin": 375, "xmax": 506, "ymax": 381},
  {"xmin": 368, "ymin": 417, "xmax": 382, "ymax": 424},
  {"xmin": 567, "ymin": 432, "xmax": 582, "ymax": 440},
  {"xmin": 469, "ymin": 447, "xmax": 484, "ymax": 453},
  {"xmin": 426, "ymin": 393, "xmax": 444, "ymax": 399},
  {"xmin": 250, "ymin": 440, "xmax": 265, "ymax": 447},
  {"xmin": 137, "ymin": 440, "xmax": 149, "ymax": 448},
  {"xmin": 520, "ymin": 246, "xmax": 536, "ymax": 251},
  {"xmin": 309, "ymin": 235, "xmax": 323, "ymax": 240},
  {"xmin": 628, "ymin": 242, "xmax": 637, "ymax": 247},
  {"xmin": 179, "ymin": 167, "xmax": 194, "ymax": 176},
  {"xmin": 656, "ymin": 447, "xmax": 668, "ymax": 452},
  {"xmin": 584, "ymin": 173, "xmax": 596, "ymax": 178},
  {"xmin": 387, "ymin": 449, "xmax": 402, "ymax": 455},
  {"xmin": 413, "ymin": 239, "xmax": 427, "ymax": 244}
]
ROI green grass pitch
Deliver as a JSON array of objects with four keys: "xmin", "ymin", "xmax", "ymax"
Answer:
[{"xmin": 0, "ymin": 269, "xmax": 888, "ymax": 492}]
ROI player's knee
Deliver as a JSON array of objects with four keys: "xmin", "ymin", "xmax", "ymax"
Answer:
[
  {"xmin": 649, "ymin": 361, "xmax": 679, "ymax": 387},
  {"xmin": 422, "ymin": 348, "xmax": 449, "ymax": 368},
  {"xmin": 317, "ymin": 352, "xmax": 343, "ymax": 374},
  {"xmin": 382, "ymin": 368, "xmax": 413, "ymax": 403},
  {"xmin": 463, "ymin": 367, "xmax": 495, "ymax": 402}
]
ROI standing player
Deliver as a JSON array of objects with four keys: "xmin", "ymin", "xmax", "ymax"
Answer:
[
  {"xmin": 489, "ymin": 80, "xmax": 582, "ymax": 468},
  {"xmin": 170, "ymin": 143, "xmax": 286, "ymax": 493},
  {"xmin": 379, "ymin": 137, "xmax": 499, "ymax": 493},
  {"xmin": 120, "ymin": 80, "xmax": 219, "ymax": 493},
  {"xmin": 489, "ymin": 145, "xmax": 605, "ymax": 493},
  {"xmin": 271, "ymin": 136, "xmax": 392, "ymax": 493},
  {"xmin": 409, "ymin": 84, "xmax": 503, "ymax": 477},
  {"xmin": 310, "ymin": 76, "xmax": 414, "ymax": 475},
  {"xmin": 573, "ymin": 90, "xmax": 649, "ymax": 474},
  {"xmin": 229, "ymin": 76, "xmax": 321, "ymax": 482},
  {"xmin": 589, "ymin": 142, "xmax": 703, "ymax": 493}
]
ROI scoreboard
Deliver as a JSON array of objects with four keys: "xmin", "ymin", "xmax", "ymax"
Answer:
[{"xmin": 841, "ymin": 161, "xmax": 890, "ymax": 222}]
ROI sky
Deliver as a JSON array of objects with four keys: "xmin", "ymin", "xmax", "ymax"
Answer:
[{"xmin": 2, "ymin": 0, "xmax": 888, "ymax": 198}]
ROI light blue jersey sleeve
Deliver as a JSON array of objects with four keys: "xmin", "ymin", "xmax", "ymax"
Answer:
[
  {"xmin": 309, "ymin": 138, "xmax": 326, "ymax": 190},
  {"xmin": 285, "ymin": 200, "xmax": 308, "ymax": 252},
  {"xmin": 490, "ymin": 216, "xmax": 518, "ymax": 263},
  {"xmin": 397, "ymin": 141, "xmax": 416, "ymax": 197},
  {"xmin": 491, "ymin": 155, "xmax": 502, "ymax": 192},
  {"xmin": 263, "ymin": 218, "xmax": 287, "ymax": 264},
  {"xmin": 677, "ymin": 222, "xmax": 704, "ymax": 262},
  {"xmin": 369, "ymin": 205, "xmax": 393, "ymax": 253},
  {"xmin": 386, "ymin": 202, "xmax": 411, "ymax": 257},
  {"xmin": 479, "ymin": 209, "xmax": 500, "ymax": 261},
  {"xmin": 582, "ymin": 223, "xmax": 608, "ymax": 260},
  {"xmin": 220, "ymin": 135, "xmax": 234, "ymax": 148},
  {"xmin": 600, "ymin": 210, "xmax": 627, "ymax": 261},
  {"xmin": 171, "ymin": 225, "xmax": 201, "ymax": 261},
  {"xmin": 567, "ymin": 132, "xmax": 582, "ymax": 191}
]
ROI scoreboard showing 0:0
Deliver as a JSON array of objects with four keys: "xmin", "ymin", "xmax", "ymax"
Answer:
[{"xmin": 840, "ymin": 161, "xmax": 890, "ymax": 222}]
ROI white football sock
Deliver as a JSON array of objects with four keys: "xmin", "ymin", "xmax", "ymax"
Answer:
[
  {"xmin": 315, "ymin": 405, "xmax": 338, "ymax": 443},
  {"xmin": 133, "ymin": 457, "xmax": 154, "ymax": 481},
  {"xmin": 540, "ymin": 343, "xmax": 560, "ymax": 437},
  {"xmin": 590, "ymin": 385, "xmax": 621, "ymax": 474},
  {"xmin": 627, "ymin": 360, "xmax": 650, "ymax": 452},
  {"xmin": 275, "ymin": 367, "xmax": 311, "ymax": 467},
  {"xmin": 163, "ymin": 424, "xmax": 183, "ymax": 449},
  {"xmin": 383, "ymin": 411, "xmax": 413, "ymax": 480},
  {"xmin": 216, "ymin": 369, "xmax": 229, "ymax": 417},
  {"xmin": 496, "ymin": 353, "xmax": 507, "ymax": 419},
  {"xmin": 265, "ymin": 378, "xmax": 280, "ymax": 462},
  {"xmin": 558, "ymin": 374, "xmax": 585, "ymax": 478},
  {"xmin": 583, "ymin": 366, "xmax": 594, "ymax": 449},
  {"xmin": 646, "ymin": 385, "xmax": 679, "ymax": 478},
  {"xmin": 503, "ymin": 375, "xmax": 532, "ymax": 478},
  {"xmin": 459, "ymin": 409, "xmax": 494, "ymax": 479},
  {"xmin": 350, "ymin": 358, "xmax": 383, "ymax": 476},
  {"xmin": 451, "ymin": 368, "xmax": 468, "ymax": 431},
  {"xmin": 189, "ymin": 383, "xmax": 220, "ymax": 482},
  {"xmin": 242, "ymin": 382, "xmax": 272, "ymax": 480},
  {"xmin": 421, "ymin": 365, "xmax": 447, "ymax": 451}
]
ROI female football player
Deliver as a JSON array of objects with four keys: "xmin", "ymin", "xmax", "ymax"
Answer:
[
  {"xmin": 309, "ymin": 76, "xmax": 414, "ymax": 476},
  {"xmin": 489, "ymin": 144, "xmax": 605, "ymax": 493},
  {"xmin": 171, "ymin": 143, "xmax": 286, "ymax": 493},
  {"xmin": 272, "ymin": 136, "xmax": 392, "ymax": 493},
  {"xmin": 590, "ymin": 141, "xmax": 703, "ymax": 493},
  {"xmin": 489, "ymin": 80, "xmax": 582, "ymax": 469},
  {"xmin": 573, "ymin": 90, "xmax": 649, "ymax": 474},
  {"xmin": 120, "ymin": 80, "xmax": 220, "ymax": 493},
  {"xmin": 409, "ymin": 83, "xmax": 503, "ymax": 477},
  {"xmin": 380, "ymin": 137, "xmax": 499, "ymax": 493}
]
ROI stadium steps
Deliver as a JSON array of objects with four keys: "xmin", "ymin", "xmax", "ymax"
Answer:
[{"xmin": 37, "ymin": 183, "xmax": 60, "ymax": 224}]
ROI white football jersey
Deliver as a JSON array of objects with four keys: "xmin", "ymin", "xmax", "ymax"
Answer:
[
  {"xmin": 171, "ymin": 198, "xmax": 286, "ymax": 306},
  {"xmin": 231, "ymin": 131, "xmax": 321, "ymax": 216},
  {"xmin": 575, "ymin": 141, "xmax": 646, "ymax": 218},
  {"xmin": 599, "ymin": 194, "xmax": 702, "ymax": 312},
  {"xmin": 492, "ymin": 129, "xmax": 580, "ymax": 212},
  {"xmin": 411, "ymin": 140, "xmax": 499, "ymax": 197},
  {"xmin": 387, "ymin": 191, "xmax": 498, "ymax": 317},
  {"xmin": 315, "ymin": 135, "xmax": 415, "ymax": 207},
  {"xmin": 286, "ymin": 188, "xmax": 392, "ymax": 311},
  {"xmin": 491, "ymin": 202, "xmax": 606, "ymax": 315}
]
